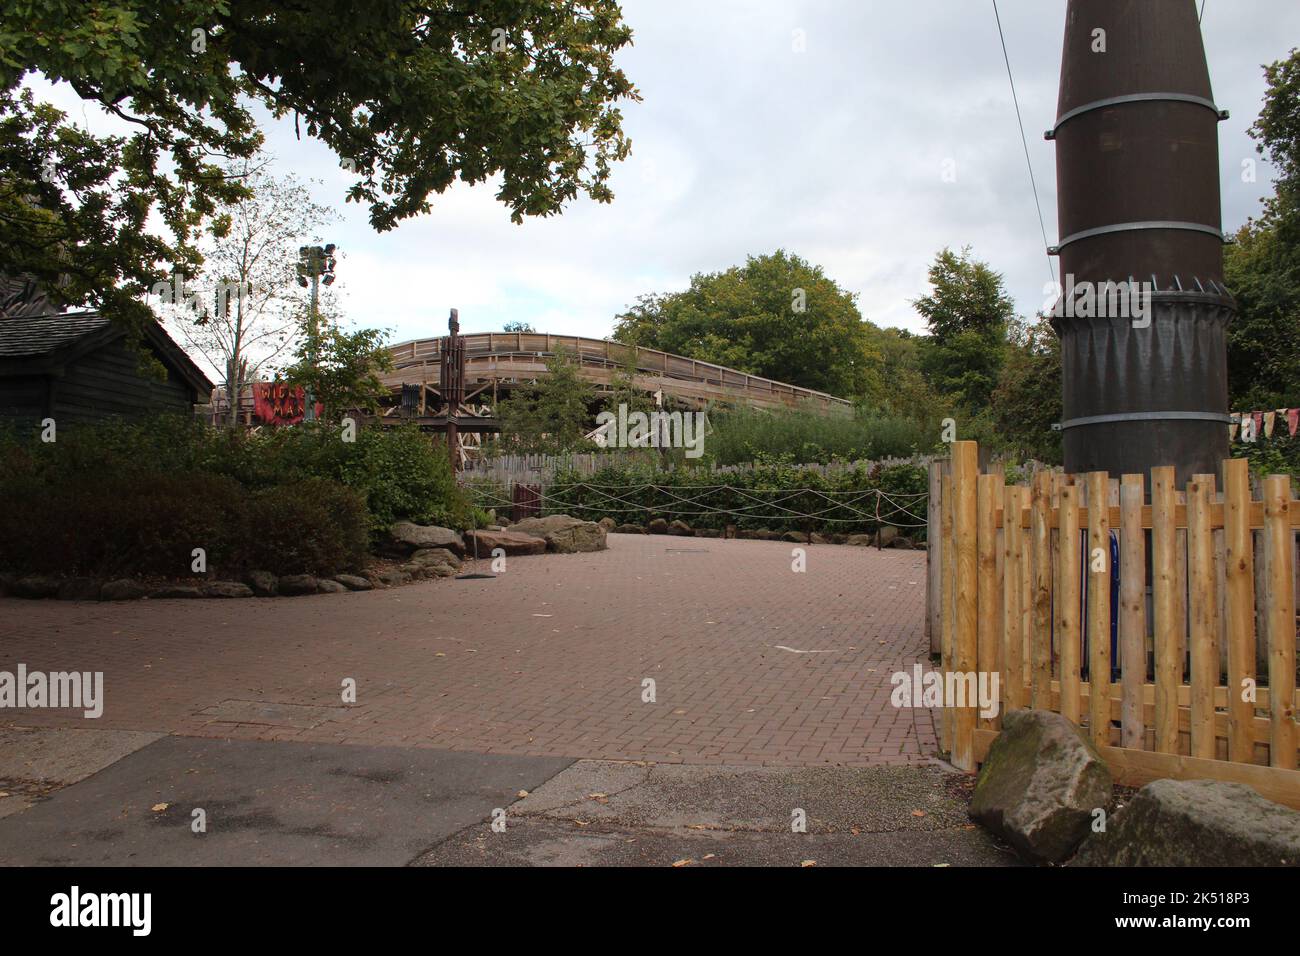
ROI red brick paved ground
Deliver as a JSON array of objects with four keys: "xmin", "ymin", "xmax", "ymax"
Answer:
[{"xmin": 0, "ymin": 535, "xmax": 938, "ymax": 767}]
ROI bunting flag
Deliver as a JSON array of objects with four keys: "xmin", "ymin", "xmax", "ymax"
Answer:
[
  {"xmin": 1264, "ymin": 411, "xmax": 1276, "ymax": 438},
  {"xmin": 1290, "ymin": 408, "xmax": 1300, "ymax": 437},
  {"xmin": 1226, "ymin": 409, "xmax": 1299, "ymax": 442},
  {"xmin": 1229, "ymin": 412, "xmax": 1240, "ymax": 442}
]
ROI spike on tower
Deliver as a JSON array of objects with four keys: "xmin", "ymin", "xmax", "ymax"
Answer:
[{"xmin": 1050, "ymin": 0, "xmax": 1232, "ymax": 484}]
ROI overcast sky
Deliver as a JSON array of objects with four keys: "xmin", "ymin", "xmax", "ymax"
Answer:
[{"xmin": 34, "ymin": 0, "xmax": 1300, "ymax": 349}]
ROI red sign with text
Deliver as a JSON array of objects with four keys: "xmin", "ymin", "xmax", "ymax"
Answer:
[{"xmin": 251, "ymin": 382, "xmax": 323, "ymax": 425}]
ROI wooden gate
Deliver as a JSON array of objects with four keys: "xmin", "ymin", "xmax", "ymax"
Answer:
[{"xmin": 933, "ymin": 440, "xmax": 1300, "ymax": 809}]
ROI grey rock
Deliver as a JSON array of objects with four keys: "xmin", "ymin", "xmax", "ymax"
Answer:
[
  {"xmin": 666, "ymin": 519, "xmax": 694, "ymax": 537},
  {"xmin": 511, "ymin": 514, "xmax": 608, "ymax": 553},
  {"xmin": 246, "ymin": 570, "xmax": 279, "ymax": 597},
  {"xmin": 277, "ymin": 574, "xmax": 319, "ymax": 596},
  {"xmin": 888, "ymin": 536, "xmax": 916, "ymax": 550},
  {"xmin": 11, "ymin": 575, "xmax": 61, "ymax": 599},
  {"xmin": 598, "ymin": 517, "xmax": 616, "ymax": 531},
  {"xmin": 969, "ymin": 709, "xmax": 1113, "ymax": 864},
  {"xmin": 100, "ymin": 579, "xmax": 150, "ymax": 601},
  {"xmin": 201, "ymin": 581, "xmax": 253, "ymax": 599},
  {"xmin": 334, "ymin": 574, "xmax": 373, "ymax": 592},
  {"xmin": 149, "ymin": 585, "xmax": 203, "ymax": 600},
  {"xmin": 694, "ymin": 528, "xmax": 722, "ymax": 538},
  {"xmin": 57, "ymin": 578, "xmax": 103, "ymax": 601},
  {"xmin": 464, "ymin": 529, "xmax": 547, "ymax": 556},
  {"xmin": 847, "ymin": 534, "xmax": 876, "ymax": 547},
  {"xmin": 316, "ymin": 579, "xmax": 348, "ymax": 594},
  {"xmin": 1072, "ymin": 779, "xmax": 1300, "ymax": 867},
  {"xmin": 410, "ymin": 548, "xmax": 461, "ymax": 569},
  {"xmin": 781, "ymin": 530, "xmax": 807, "ymax": 543},
  {"xmin": 375, "ymin": 569, "xmax": 412, "ymax": 587},
  {"xmin": 647, "ymin": 518, "xmax": 669, "ymax": 535},
  {"xmin": 384, "ymin": 521, "xmax": 465, "ymax": 556}
]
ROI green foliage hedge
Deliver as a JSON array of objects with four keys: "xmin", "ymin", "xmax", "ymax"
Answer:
[
  {"xmin": 535, "ymin": 460, "xmax": 930, "ymax": 537},
  {"xmin": 0, "ymin": 416, "xmax": 465, "ymax": 578},
  {"xmin": 702, "ymin": 405, "xmax": 934, "ymax": 466}
]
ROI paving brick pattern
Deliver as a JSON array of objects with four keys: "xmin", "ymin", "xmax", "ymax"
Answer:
[{"xmin": 0, "ymin": 536, "xmax": 938, "ymax": 767}]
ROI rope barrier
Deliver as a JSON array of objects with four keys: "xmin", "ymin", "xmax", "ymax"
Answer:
[{"xmin": 465, "ymin": 482, "xmax": 930, "ymax": 529}]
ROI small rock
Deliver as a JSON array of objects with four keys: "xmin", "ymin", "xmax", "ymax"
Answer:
[
  {"xmin": 334, "ymin": 574, "xmax": 373, "ymax": 592},
  {"xmin": 667, "ymin": 520, "xmax": 694, "ymax": 537},
  {"xmin": 375, "ymin": 569, "xmax": 411, "ymax": 587},
  {"xmin": 847, "ymin": 534, "xmax": 876, "ymax": 547},
  {"xmin": 612, "ymin": 524, "xmax": 646, "ymax": 534},
  {"xmin": 410, "ymin": 548, "xmax": 461, "ymax": 569},
  {"xmin": 277, "ymin": 574, "xmax": 319, "ymax": 596},
  {"xmin": 877, "ymin": 526, "xmax": 900, "ymax": 548},
  {"xmin": 100, "ymin": 579, "xmax": 149, "ymax": 601},
  {"xmin": 316, "ymin": 579, "xmax": 348, "ymax": 594},
  {"xmin": 888, "ymin": 536, "xmax": 916, "ymax": 550},
  {"xmin": 781, "ymin": 531, "xmax": 807, "ymax": 543},
  {"xmin": 598, "ymin": 517, "xmax": 616, "ymax": 531},
  {"xmin": 694, "ymin": 528, "xmax": 722, "ymax": 538},
  {"xmin": 201, "ymin": 581, "xmax": 253, "ymax": 599},
  {"xmin": 647, "ymin": 518, "xmax": 669, "ymax": 534}
]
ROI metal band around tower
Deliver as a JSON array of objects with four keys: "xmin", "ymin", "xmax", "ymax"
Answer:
[
  {"xmin": 1049, "ymin": 220, "xmax": 1225, "ymax": 255},
  {"xmin": 1060, "ymin": 410, "xmax": 1232, "ymax": 430},
  {"xmin": 1046, "ymin": 92, "xmax": 1227, "ymax": 139}
]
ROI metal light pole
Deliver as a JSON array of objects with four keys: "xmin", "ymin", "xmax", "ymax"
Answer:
[{"xmin": 296, "ymin": 243, "xmax": 337, "ymax": 422}]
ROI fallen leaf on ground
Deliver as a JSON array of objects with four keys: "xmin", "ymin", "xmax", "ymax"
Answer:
[
  {"xmin": 912, "ymin": 810, "xmax": 927, "ymax": 817},
  {"xmin": 800, "ymin": 860, "xmax": 817, "ymax": 867},
  {"xmin": 672, "ymin": 859, "xmax": 692, "ymax": 867},
  {"xmin": 151, "ymin": 803, "xmax": 169, "ymax": 812}
]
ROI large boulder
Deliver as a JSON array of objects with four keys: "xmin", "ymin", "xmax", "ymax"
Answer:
[
  {"xmin": 11, "ymin": 575, "xmax": 61, "ymax": 599},
  {"xmin": 464, "ymin": 529, "xmax": 547, "ymax": 556},
  {"xmin": 100, "ymin": 579, "xmax": 150, "ymax": 601},
  {"xmin": 409, "ymin": 548, "xmax": 462, "ymax": 570},
  {"xmin": 384, "ymin": 521, "xmax": 465, "ymax": 557},
  {"xmin": 277, "ymin": 574, "xmax": 319, "ymax": 596},
  {"xmin": 969, "ymin": 709, "xmax": 1113, "ymax": 864},
  {"xmin": 202, "ymin": 581, "xmax": 254, "ymax": 599},
  {"xmin": 57, "ymin": 578, "xmax": 103, "ymax": 601},
  {"xmin": 1072, "ymin": 779, "xmax": 1300, "ymax": 867},
  {"xmin": 333, "ymin": 574, "xmax": 373, "ymax": 592},
  {"xmin": 510, "ymin": 515, "xmax": 607, "ymax": 553}
]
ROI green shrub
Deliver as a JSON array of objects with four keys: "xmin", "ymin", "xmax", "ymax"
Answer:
[{"xmin": 703, "ymin": 404, "xmax": 934, "ymax": 466}]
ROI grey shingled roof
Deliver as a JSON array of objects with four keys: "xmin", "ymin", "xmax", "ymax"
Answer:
[{"xmin": 0, "ymin": 311, "xmax": 110, "ymax": 358}]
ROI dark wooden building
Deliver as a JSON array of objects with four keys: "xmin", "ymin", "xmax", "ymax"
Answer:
[{"xmin": 0, "ymin": 278, "xmax": 212, "ymax": 427}]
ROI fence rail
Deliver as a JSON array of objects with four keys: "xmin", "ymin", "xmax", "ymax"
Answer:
[{"xmin": 930, "ymin": 441, "xmax": 1300, "ymax": 808}]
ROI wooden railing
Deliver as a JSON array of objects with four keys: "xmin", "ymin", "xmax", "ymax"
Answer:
[
  {"xmin": 381, "ymin": 332, "xmax": 852, "ymax": 412},
  {"xmin": 932, "ymin": 441, "xmax": 1300, "ymax": 808}
]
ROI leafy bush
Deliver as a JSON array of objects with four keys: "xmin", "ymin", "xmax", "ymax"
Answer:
[
  {"xmin": 0, "ymin": 415, "xmax": 463, "ymax": 578},
  {"xmin": 703, "ymin": 404, "xmax": 934, "ymax": 466}
]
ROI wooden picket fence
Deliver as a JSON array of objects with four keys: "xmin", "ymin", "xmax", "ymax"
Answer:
[{"xmin": 933, "ymin": 440, "xmax": 1300, "ymax": 809}]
